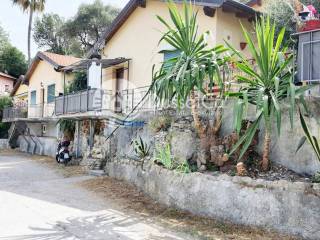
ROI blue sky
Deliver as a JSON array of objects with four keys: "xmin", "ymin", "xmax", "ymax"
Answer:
[{"xmin": 0, "ymin": 0, "xmax": 129, "ymax": 57}]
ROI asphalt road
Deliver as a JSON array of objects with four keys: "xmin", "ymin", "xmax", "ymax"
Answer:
[{"xmin": 0, "ymin": 151, "xmax": 194, "ymax": 240}]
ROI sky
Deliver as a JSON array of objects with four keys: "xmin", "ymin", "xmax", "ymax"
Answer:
[{"xmin": 0, "ymin": 0, "xmax": 129, "ymax": 57}]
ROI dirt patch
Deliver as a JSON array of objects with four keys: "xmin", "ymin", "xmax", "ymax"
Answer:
[
  {"xmin": 80, "ymin": 177, "xmax": 300, "ymax": 240},
  {"xmin": 30, "ymin": 155, "xmax": 86, "ymax": 178}
]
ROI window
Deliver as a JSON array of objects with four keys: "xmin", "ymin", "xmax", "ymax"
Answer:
[
  {"xmin": 4, "ymin": 85, "xmax": 9, "ymax": 92},
  {"xmin": 163, "ymin": 50, "xmax": 181, "ymax": 62},
  {"xmin": 30, "ymin": 91, "xmax": 36, "ymax": 105},
  {"xmin": 47, "ymin": 84, "xmax": 55, "ymax": 103},
  {"xmin": 163, "ymin": 50, "xmax": 181, "ymax": 68}
]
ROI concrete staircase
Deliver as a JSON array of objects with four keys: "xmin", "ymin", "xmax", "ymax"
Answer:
[{"xmin": 8, "ymin": 121, "xmax": 44, "ymax": 155}]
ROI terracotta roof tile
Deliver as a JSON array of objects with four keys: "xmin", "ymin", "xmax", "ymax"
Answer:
[{"xmin": 41, "ymin": 52, "xmax": 81, "ymax": 67}]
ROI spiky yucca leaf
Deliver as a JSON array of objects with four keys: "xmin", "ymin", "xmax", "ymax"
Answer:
[{"xmin": 226, "ymin": 16, "xmax": 312, "ymax": 162}]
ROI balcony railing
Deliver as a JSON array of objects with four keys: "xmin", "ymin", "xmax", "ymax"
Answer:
[
  {"xmin": 2, "ymin": 103, "xmax": 56, "ymax": 122},
  {"xmin": 55, "ymin": 88, "xmax": 113, "ymax": 116},
  {"xmin": 2, "ymin": 105, "xmax": 28, "ymax": 122}
]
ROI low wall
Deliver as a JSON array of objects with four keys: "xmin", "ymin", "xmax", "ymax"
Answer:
[
  {"xmin": 105, "ymin": 161, "xmax": 320, "ymax": 240},
  {"xmin": 0, "ymin": 139, "xmax": 8, "ymax": 150}
]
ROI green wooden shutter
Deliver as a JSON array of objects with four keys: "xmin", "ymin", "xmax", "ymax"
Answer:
[
  {"xmin": 30, "ymin": 91, "xmax": 36, "ymax": 105},
  {"xmin": 47, "ymin": 84, "xmax": 55, "ymax": 103}
]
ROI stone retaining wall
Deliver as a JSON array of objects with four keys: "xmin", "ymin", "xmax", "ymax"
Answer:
[{"xmin": 105, "ymin": 161, "xmax": 320, "ymax": 240}]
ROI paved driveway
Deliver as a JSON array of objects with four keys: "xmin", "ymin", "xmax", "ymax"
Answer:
[{"xmin": 0, "ymin": 151, "xmax": 194, "ymax": 240}]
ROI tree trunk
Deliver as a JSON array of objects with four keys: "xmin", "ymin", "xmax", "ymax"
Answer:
[
  {"xmin": 190, "ymin": 90, "xmax": 208, "ymax": 169},
  {"xmin": 190, "ymin": 89, "xmax": 205, "ymax": 137},
  {"xmin": 262, "ymin": 128, "xmax": 271, "ymax": 171},
  {"xmin": 27, "ymin": 8, "xmax": 34, "ymax": 66}
]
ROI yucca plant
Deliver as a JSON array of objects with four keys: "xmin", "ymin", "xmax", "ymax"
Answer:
[
  {"xmin": 296, "ymin": 109, "xmax": 320, "ymax": 161},
  {"xmin": 227, "ymin": 17, "xmax": 310, "ymax": 171},
  {"xmin": 152, "ymin": 0, "xmax": 229, "ymax": 167}
]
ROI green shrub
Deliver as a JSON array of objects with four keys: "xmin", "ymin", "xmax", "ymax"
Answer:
[
  {"xmin": 0, "ymin": 96, "xmax": 12, "ymax": 138},
  {"xmin": 149, "ymin": 115, "xmax": 172, "ymax": 132},
  {"xmin": 312, "ymin": 172, "xmax": 320, "ymax": 183},
  {"xmin": 155, "ymin": 144, "xmax": 173, "ymax": 170},
  {"xmin": 176, "ymin": 161, "xmax": 191, "ymax": 174}
]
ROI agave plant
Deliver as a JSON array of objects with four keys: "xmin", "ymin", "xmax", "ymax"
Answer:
[
  {"xmin": 132, "ymin": 136, "xmax": 150, "ymax": 159},
  {"xmin": 226, "ymin": 17, "xmax": 310, "ymax": 171},
  {"xmin": 151, "ymin": 0, "xmax": 229, "ymax": 167}
]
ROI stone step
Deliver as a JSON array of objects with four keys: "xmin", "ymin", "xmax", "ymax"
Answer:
[{"xmin": 88, "ymin": 170, "xmax": 106, "ymax": 177}]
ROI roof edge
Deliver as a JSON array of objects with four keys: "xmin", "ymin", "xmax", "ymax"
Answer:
[{"xmin": 88, "ymin": 0, "xmax": 258, "ymax": 58}]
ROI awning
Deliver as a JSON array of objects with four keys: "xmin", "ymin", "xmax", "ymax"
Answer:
[{"xmin": 61, "ymin": 58, "xmax": 130, "ymax": 72}]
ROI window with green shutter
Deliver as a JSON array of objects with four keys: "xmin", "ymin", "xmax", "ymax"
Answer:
[
  {"xmin": 163, "ymin": 50, "xmax": 181, "ymax": 68},
  {"xmin": 47, "ymin": 84, "xmax": 55, "ymax": 103},
  {"xmin": 30, "ymin": 91, "xmax": 36, "ymax": 105}
]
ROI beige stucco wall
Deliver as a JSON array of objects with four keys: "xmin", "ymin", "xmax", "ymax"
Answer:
[
  {"xmin": 26, "ymin": 60, "xmax": 74, "ymax": 118},
  {"xmin": 102, "ymin": 0, "xmax": 254, "ymax": 91},
  {"xmin": 28, "ymin": 60, "xmax": 74, "ymax": 105},
  {"xmin": 13, "ymin": 83, "xmax": 29, "ymax": 106}
]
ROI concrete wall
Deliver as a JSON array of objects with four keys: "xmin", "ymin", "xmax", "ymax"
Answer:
[
  {"xmin": 18, "ymin": 135, "xmax": 57, "ymax": 157},
  {"xmin": 0, "ymin": 139, "xmax": 8, "ymax": 150},
  {"xmin": 105, "ymin": 161, "xmax": 320, "ymax": 240},
  {"xmin": 221, "ymin": 100, "xmax": 320, "ymax": 175}
]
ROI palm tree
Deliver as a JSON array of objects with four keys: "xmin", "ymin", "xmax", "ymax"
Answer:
[
  {"xmin": 12, "ymin": 0, "xmax": 45, "ymax": 65},
  {"xmin": 152, "ymin": 0, "xmax": 228, "ymax": 168},
  {"xmin": 227, "ymin": 17, "xmax": 310, "ymax": 171}
]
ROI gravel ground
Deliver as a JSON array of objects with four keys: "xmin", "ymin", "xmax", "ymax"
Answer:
[{"xmin": 0, "ymin": 150, "xmax": 300, "ymax": 240}]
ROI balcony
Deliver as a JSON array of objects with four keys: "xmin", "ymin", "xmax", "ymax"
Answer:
[
  {"xmin": 54, "ymin": 86, "xmax": 154, "ymax": 119},
  {"xmin": 55, "ymin": 89, "xmax": 113, "ymax": 117},
  {"xmin": 2, "ymin": 103, "xmax": 56, "ymax": 122}
]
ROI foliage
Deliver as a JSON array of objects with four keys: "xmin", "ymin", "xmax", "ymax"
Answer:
[
  {"xmin": 57, "ymin": 119, "xmax": 75, "ymax": 140},
  {"xmin": 226, "ymin": 17, "xmax": 310, "ymax": 170},
  {"xmin": 296, "ymin": 108, "xmax": 320, "ymax": 162},
  {"xmin": 155, "ymin": 144, "xmax": 173, "ymax": 170},
  {"xmin": 175, "ymin": 161, "xmax": 191, "ymax": 173},
  {"xmin": 62, "ymin": 0, "xmax": 119, "ymax": 53},
  {"xmin": 312, "ymin": 172, "xmax": 320, "ymax": 183},
  {"xmin": 33, "ymin": 14, "xmax": 70, "ymax": 55},
  {"xmin": 266, "ymin": 0, "xmax": 320, "ymax": 45},
  {"xmin": 66, "ymin": 71, "xmax": 87, "ymax": 93},
  {"xmin": 12, "ymin": 0, "xmax": 46, "ymax": 64},
  {"xmin": 149, "ymin": 115, "xmax": 172, "ymax": 132},
  {"xmin": 0, "ymin": 24, "xmax": 9, "ymax": 52},
  {"xmin": 152, "ymin": 0, "xmax": 228, "ymax": 107},
  {"xmin": 132, "ymin": 136, "xmax": 150, "ymax": 158},
  {"xmin": 0, "ymin": 45, "xmax": 28, "ymax": 78},
  {"xmin": 0, "ymin": 96, "xmax": 13, "ymax": 138}
]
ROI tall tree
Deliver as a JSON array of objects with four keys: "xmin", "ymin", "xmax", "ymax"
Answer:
[
  {"xmin": 0, "ymin": 24, "xmax": 9, "ymax": 52},
  {"xmin": 33, "ymin": 14, "xmax": 68, "ymax": 55},
  {"xmin": 0, "ymin": 45, "xmax": 28, "ymax": 78},
  {"xmin": 266, "ymin": 0, "xmax": 320, "ymax": 44},
  {"xmin": 62, "ymin": 0, "xmax": 119, "ymax": 52},
  {"xmin": 12, "ymin": 0, "xmax": 45, "ymax": 65}
]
